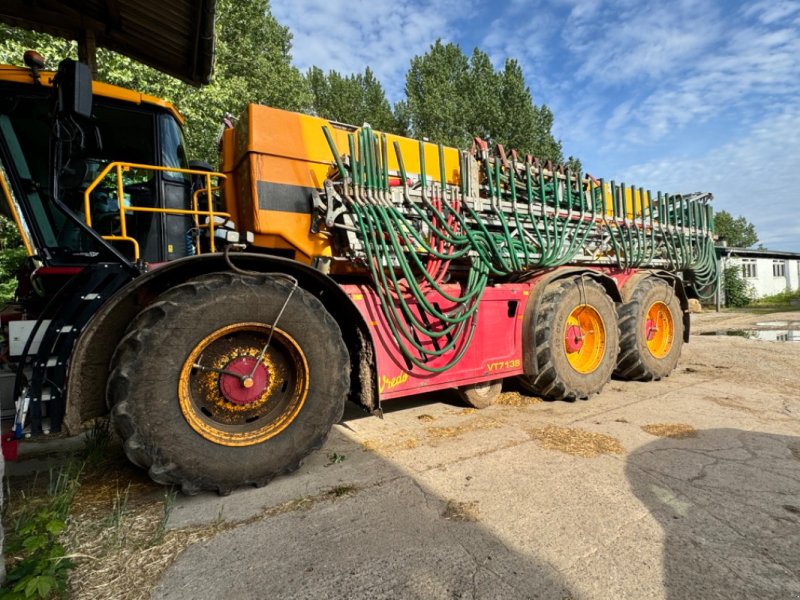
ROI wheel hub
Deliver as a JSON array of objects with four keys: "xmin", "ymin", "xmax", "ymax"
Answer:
[
  {"xmin": 645, "ymin": 318, "xmax": 657, "ymax": 341},
  {"xmin": 564, "ymin": 305, "xmax": 605, "ymax": 374},
  {"xmin": 645, "ymin": 302, "xmax": 674, "ymax": 358},
  {"xmin": 565, "ymin": 324, "xmax": 584, "ymax": 353},
  {"xmin": 219, "ymin": 356, "xmax": 270, "ymax": 405}
]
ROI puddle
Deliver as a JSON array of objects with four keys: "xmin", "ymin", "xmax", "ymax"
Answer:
[
  {"xmin": 700, "ymin": 329, "xmax": 800, "ymax": 342},
  {"xmin": 754, "ymin": 320, "xmax": 800, "ymax": 327}
]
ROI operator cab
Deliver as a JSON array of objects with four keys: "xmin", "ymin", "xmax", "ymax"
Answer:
[{"xmin": 0, "ymin": 59, "xmax": 200, "ymax": 267}]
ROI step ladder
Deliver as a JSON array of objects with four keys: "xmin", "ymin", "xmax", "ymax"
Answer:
[{"xmin": 13, "ymin": 263, "xmax": 133, "ymax": 437}]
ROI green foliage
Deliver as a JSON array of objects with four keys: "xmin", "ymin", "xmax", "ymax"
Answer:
[
  {"xmin": 2, "ymin": 6, "xmax": 575, "ymax": 177},
  {"xmin": 307, "ymin": 66, "xmax": 399, "ymax": 132},
  {"xmin": 714, "ymin": 210, "xmax": 758, "ymax": 248},
  {"xmin": 154, "ymin": 0, "xmax": 310, "ymax": 163},
  {"xmin": 722, "ymin": 265, "xmax": 752, "ymax": 307},
  {"xmin": 326, "ymin": 452, "xmax": 346, "ymax": 465},
  {"xmin": 148, "ymin": 489, "xmax": 178, "ymax": 547},
  {"xmin": 79, "ymin": 419, "xmax": 113, "ymax": 465},
  {"xmin": 752, "ymin": 288, "xmax": 800, "ymax": 307},
  {"xmin": 403, "ymin": 40, "xmax": 564, "ymax": 161},
  {"xmin": 0, "ymin": 215, "xmax": 26, "ymax": 303},
  {"xmin": 566, "ymin": 156, "xmax": 583, "ymax": 173},
  {"xmin": 2, "ymin": 463, "xmax": 82, "ymax": 599},
  {"xmin": 404, "ymin": 40, "xmax": 471, "ymax": 148}
]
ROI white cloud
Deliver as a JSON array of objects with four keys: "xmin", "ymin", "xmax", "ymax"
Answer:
[
  {"xmin": 742, "ymin": 0, "xmax": 800, "ymax": 25},
  {"xmin": 271, "ymin": 0, "xmax": 475, "ymax": 102},
  {"xmin": 619, "ymin": 107, "xmax": 800, "ymax": 251},
  {"xmin": 268, "ymin": 0, "xmax": 799, "ymax": 249}
]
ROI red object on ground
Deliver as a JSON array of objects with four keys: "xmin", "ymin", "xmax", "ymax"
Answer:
[{"xmin": 2, "ymin": 434, "xmax": 19, "ymax": 461}]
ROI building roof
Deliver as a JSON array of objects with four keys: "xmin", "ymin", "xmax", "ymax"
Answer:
[
  {"xmin": 0, "ymin": 0, "xmax": 215, "ymax": 86},
  {"xmin": 717, "ymin": 246, "xmax": 800, "ymax": 260}
]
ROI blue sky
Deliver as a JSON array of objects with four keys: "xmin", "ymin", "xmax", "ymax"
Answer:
[{"xmin": 271, "ymin": 0, "xmax": 800, "ymax": 250}]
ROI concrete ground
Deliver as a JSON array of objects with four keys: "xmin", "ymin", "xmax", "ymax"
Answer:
[{"xmin": 150, "ymin": 310, "xmax": 800, "ymax": 599}]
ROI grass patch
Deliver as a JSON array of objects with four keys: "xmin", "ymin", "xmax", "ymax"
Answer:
[{"xmin": 751, "ymin": 288, "xmax": 800, "ymax": 308}]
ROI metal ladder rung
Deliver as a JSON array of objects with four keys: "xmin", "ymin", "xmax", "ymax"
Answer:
[{"xmin": 26, "ymin": 391, "xmax": 52, "ymax": 402}]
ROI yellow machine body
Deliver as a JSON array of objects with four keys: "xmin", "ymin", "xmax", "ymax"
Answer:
[{"xmin": 221, "ymin": 104, "xmax": 462, "ymax": 264}]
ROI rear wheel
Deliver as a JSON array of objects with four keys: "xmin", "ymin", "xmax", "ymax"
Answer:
[
  {"xmin": 107, "ymin": 272, "xmax": 349, "ymax": 494},
  {"xmin": 519, "ymin": 278, "xmax": 619, "ymax": 400},
  {"xmin": 615, "ymin": 278, "xmax": 683, "ymax": 381},
  {"xmin": 457, "ymin": 380, "xmax": 502, "ymax": 409}
]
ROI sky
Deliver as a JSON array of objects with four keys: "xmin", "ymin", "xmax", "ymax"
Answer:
[{"xmin": 271, "ymin": 0, "xmax": 800, "ymax": 251}]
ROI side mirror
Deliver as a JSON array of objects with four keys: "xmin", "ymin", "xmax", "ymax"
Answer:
[{"xmin": 54, "ymin": 59, "xmax": 93, "ymax": 119}]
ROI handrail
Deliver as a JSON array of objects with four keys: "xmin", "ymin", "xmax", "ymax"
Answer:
[{"xmin": 82, "ymin": 162, "xmax": 229, "ymax": 260}]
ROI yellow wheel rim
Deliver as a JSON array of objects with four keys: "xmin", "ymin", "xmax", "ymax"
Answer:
[
  {"xmin": 563, "ymin": 305, "xmax": 606, "ymax": 374},
  {"xmin": 178, "ymin": 323, "xmax": 309, "ymax": 447},
  {"xmin": 645, "ymin": 301, "xmax": 674, "ymax": 359}
]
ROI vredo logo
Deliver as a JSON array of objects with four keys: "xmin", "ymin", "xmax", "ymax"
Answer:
[{"xmin": 379, "ymin": 371, "xmax": 409, "ymax": 393}]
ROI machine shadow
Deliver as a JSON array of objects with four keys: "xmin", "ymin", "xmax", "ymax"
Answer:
[
  {"xmin": 625, "ymin": 428, "xmax": 800, "ymax": 600},
  {"xmin": 156, "ymin": 424, "xmax": 581, "ymax": 600}
]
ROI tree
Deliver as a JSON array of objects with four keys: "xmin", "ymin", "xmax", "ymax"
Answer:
[
  {"xmin": 404, "ymin": 40, "xmax": 471, "ymax": 148},
  {"xmin": 722, "ymin": 265, "xmax": 752, "ymax": 307},
  {"xmin": 714, "ymin": 210, "xmax": 758, "ymax": 248},
  {"xmin": 403, "ymin": 41, "xmax": 565, "ymax": 163},
  {"xmin": 0, "ymin": 216, "xmax": 26, "ymax": 303},
  {"xmin": 0, "ymin": 0, "xmax": 310, "ymax": 165},
  {"xmin": 307, "ymin": 66, "xmax": 399, "ymax": 132}
]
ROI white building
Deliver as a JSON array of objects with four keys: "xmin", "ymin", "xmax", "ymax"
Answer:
[{"xmin": 718, "ymin": 247, "xmax": 800, "ymax": 300}]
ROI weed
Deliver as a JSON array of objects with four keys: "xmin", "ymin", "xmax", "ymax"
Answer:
[
  {"xmin": 326, "ymin": 452, "xmax": 346, "ymax": 466},
  {"xmin": 2, "ymin": 461, "xmax": 82, "ymax": 599},
  {"xmin": 80, "ymin": 419, "xmax": 112, "ymax": 464},
  {"xmin": 329, "ymin": 485, "xmax": 356, "ymax": 498},
  {"xmin": 148, "ymin": 488, "xmax": 178, "ymax": 547},
  {"xmin": 103, "ymin": 484, "xmax": 131, "ymax": 543}
]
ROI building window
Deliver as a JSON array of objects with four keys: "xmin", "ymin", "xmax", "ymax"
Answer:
[
  {"xmin": 741, "ymin": 259, "xmax": 757, "ymax": 278},
  {"xmin": 773, "ymin": 260, "xmax": 786, "ymax": 277}
]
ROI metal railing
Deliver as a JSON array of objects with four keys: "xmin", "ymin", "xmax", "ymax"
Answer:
[{"xmin": 82, "ymin": 162, "xmax": 229, "ymax": 260}]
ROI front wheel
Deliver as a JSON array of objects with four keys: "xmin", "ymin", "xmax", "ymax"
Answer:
[
  {"xmin": 518, "ymin": 278, "xmax": 619, "ymax": 400},
  {"xmin": 107, "ymin": 272, "xmax": 349, "ymax": 494}
]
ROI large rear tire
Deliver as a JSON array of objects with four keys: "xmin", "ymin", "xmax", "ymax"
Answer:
[
  {"xmin": 615, "ymin": 277, "xmax": 683, "ymax": 381},
  {"xmin": 518, "ymin": 278, "xmax": 619, "ymax": 400},
  {"xmin": 107, "ymin": 272, "xmax": 349, "ymax": 495}
]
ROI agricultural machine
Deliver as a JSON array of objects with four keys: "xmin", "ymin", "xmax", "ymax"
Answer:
[{"xmin": 0, "ymin": 4, "xmax": 717, "ymax": 494}]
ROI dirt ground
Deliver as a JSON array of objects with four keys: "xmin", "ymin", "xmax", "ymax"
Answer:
[{"xmin": 6, "ymin": 308, "xmax": 800, "ymax": 599}]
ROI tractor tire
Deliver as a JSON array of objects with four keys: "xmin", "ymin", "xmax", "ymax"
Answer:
[
  {"xmin": 107, "ymin": 272, "xmax": 349, "ymax": 495},
  {"xmin": 518, "ymin": 278, "xmax": 619, "ymax": 401},
  {"xmin": 457, "ymin": 380, "xmax": 502, "ymax": 409},
  {"xmin": 615, "ymin": 278, "xmax": 684, "ymax": 381}
]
